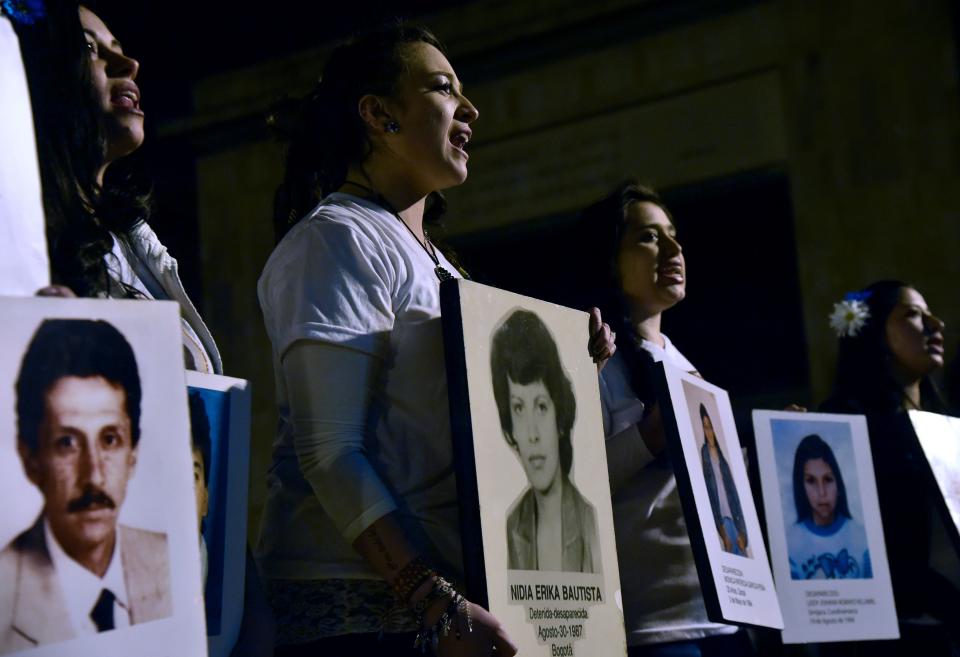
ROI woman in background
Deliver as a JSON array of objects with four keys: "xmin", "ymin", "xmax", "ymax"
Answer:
[
  {"xmin": 582, "ymin": 181, "xmax": 752, "ymax": 656},
  {"xmin": 17, "ymin": 7, "xmax": 276, "ymax": 656},
  {"xmin": 786, "ymin": 434, "xmax": 870, "ymax": 580},
  {"xmin": 17, "ymin": 3, "xmax": 220, "ymax": 374},
  {"xmin": 822, "ymin": 280, "xmax": 958, "ymax": 655}
]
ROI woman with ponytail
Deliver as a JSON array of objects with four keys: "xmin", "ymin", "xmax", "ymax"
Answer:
[{"xmin": 255, "ymin": 23, "xmax": 520, "ymax": 657}]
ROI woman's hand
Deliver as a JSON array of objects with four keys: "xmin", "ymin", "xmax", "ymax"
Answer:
[
  {"xmin": 588, "ymin": 307, "xmax": 616, "ymax": 372},
  {"xmin": 35, "ymin": 285, "xmax": 76, "ymax": 298},
  {"xmin": 434, "ymin": 600, "xmax": 517, "ymax": 657}
]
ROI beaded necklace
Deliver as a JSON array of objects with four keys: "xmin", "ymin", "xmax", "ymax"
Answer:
[{"xmin": 340, "ymin": 181, "xmax": 454, "ymax": 283}]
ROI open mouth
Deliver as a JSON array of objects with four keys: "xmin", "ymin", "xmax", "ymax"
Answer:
[
  {"xmin": 658, "ymin": 262, "xmax": 684, "ymax": 282},
  {"xmin": 527, "ymin": 455, "xmax": 546, "ymax": 469},
  {"xmin": 111, "ymin": 82, "xmax": 143, "ymax": 115},
  {"xmin": 450, "ymin": 131, "xmax": 470, "ymax": 155}
]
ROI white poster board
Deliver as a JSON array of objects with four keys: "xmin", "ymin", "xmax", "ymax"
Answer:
[
  {"xmin": 442, "ymin": 279, "xmax": 627, "ymax": 657},
  {"xmin": 654, "ymin": 363, "xmax": 782, "ymax": 629},
  {"xmin": 908, "ymin": 411, "xmax": 960, "ymax": 552},
  {"xmin": 753, "ymin": 410, "xmax": 898, "ymax": 643},
  {"xmin": 0, "ymin": 297, "xmax": 206, "ymax": 657},
  {"xmin": 185, "ymin": 372, "xmax": 250, "ymax": 657},
  {"xmin": 0, "ymin": 16, "xmax": 49, "ymax": 296}
]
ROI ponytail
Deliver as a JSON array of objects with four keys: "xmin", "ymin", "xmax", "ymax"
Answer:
[{"xmin": 268, "ymin": 22, "xmax": 446, "ymax": 242}]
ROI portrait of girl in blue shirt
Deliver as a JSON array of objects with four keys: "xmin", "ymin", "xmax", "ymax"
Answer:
[{"xmin": 787, "ymin": 434, "xmax": 872, "ymax": 580}]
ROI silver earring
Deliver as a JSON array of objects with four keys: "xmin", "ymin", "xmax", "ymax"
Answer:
[{"xmin": 385, "ymin": 120, "xmax": 400, "ymax": 134}]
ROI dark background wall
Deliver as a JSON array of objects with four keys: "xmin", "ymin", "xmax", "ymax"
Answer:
[{"xmin": 95, "ymin": 0, "xmax": 960, "ymax": 541}]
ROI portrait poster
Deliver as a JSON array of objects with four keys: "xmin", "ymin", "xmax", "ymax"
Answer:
[
  {"xmin": 0, "ymin": 16, "xmax": 49, "ymax": 296},
  {"xmin": 908, "ymin": 411, "xmax": 960, "ymax": 555},
  {"xmin": 185, "ymin": 371, "xmax": 251, "ymax": 657},
  {"xmin": 441, "ymin": 279, "xmax": 627, "ymax": 657},
  {"xmin": 0, "ymin": 297, "xmax": 206, "ymax": 657},
  {"xmin": 752, "ymin": 410, "xmax": 898, "ymax": 643},
  {"xmin": 653, "ymin": 363, "xmax": 783, "ymax": 629}
]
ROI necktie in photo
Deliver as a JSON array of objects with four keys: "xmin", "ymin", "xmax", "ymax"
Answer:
[{"xmin": 90, "ymin": 588, "xmax": 116, "ymax": 633}]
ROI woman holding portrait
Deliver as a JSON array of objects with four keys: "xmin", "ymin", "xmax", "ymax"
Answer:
[
  {"xmin": 16, "ymin": 3, "xmax": 220, "ymax": 374},
  {"xmin": 580, "ymin": 181, "xmax": 752, "ymax": 656},
  {"xmin": 256, "ymin": 22, "xmax": 524, "ymax": 657},
  {"xmin": 822, "ymin": 280, "xmax": 958, "ymax": 655}
]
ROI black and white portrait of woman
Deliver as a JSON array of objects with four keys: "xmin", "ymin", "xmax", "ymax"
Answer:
[{"xmin": 490, "ymin": 309, "xmax": 602, "ymax": 574}]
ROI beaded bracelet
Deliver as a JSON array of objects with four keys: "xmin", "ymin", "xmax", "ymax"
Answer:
[
  {"xmin": 412, "ymin": 575, "xmax": 456, "ymax": 618},
  {"xmin": 413, "ymin": 586, "xmax": 473, "ymax": 652},
  {"xmin": 391, "ymin": 556, "xmax": 434, "ymax": 604}
]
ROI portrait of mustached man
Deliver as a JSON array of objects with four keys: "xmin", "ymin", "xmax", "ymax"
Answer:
[{"xmin": 0, "ymin": 319, "xmax": 171, "ymax": 654}]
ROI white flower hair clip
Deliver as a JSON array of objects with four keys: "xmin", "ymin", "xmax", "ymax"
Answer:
[{"xmin": 829, "ymin": 292, "xmax": 872, "ymax": 338}]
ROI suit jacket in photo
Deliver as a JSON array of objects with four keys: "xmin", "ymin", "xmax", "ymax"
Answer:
[
  {"xmin": 0, "ymin": 518, "xmax": 172, "ymax": 654},
  {"xmin": 506, "ymin": 476, "xmax": 602, "ymax": 573}
]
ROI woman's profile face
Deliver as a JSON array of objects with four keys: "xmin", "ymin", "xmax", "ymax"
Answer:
[
  {"xmin": 79, "ymin": 6, "xmax": 144, "ymax": 165},
  {"xmin": 616, "ymin": 201, "xmax": 685, "ymax": 317},
  {"xmin": 701, "ymin": 413, "xmax": 718, "ymax": 448},
  {"xmin": 803, "ymin": 457, "xmax": 838, "ymax": 527},
  {"xmin": 885, "ymin": 287, "xmax": 946, "ymax": 381},
  {"xmin": 380, "ymin": 41, "xmax": 478, "ymax": 193},
  {"xmin": 507, "ymin": 378, "xmax": 561, "ymax": 495}
]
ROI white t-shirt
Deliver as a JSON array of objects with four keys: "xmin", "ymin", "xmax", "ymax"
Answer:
[
  {"xmin": 600, "ymin": 335, "xmax": 735, "ymax": 645},
  {"xmin": 0, "ymin": 16, "xmax": 48, "ymax": 295},
  {"xmin": 256, "ymin": 193, "xmax": 463, "ymax": 581}
]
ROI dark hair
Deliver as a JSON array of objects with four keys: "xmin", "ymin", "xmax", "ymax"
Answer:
[
  {"xmin": 490, "ymin": 309, "xmax": 576, "ymax": 476},
  {"xmin": 578, "ymin": 180, "xmax": 674, "ymax": 413},
  {"xmin": 188, "ymin": 390, "xmax": 211, "ymax": 484},
  {"xmin": 16, "ymin": 2, "xmax": 151, "ymax": 297},
  {"xmin": 792, "ymin": 434, "xmax": 851, "ymax": 524},
  {"xmin": 825, "ymin": 280, "xmax": 944, "ymax": 414},
  {"xmin": 269, "ymin": 21, "xmax": 447, "ymax": 241},
  {"xmin": 15, "ymin": 319, "xmax": 142, "ymax": 452}
]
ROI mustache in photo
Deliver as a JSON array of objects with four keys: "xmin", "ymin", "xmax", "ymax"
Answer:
[{"xmin": 67, "ymin": 486, "xmax": 116, "ymax": 513}]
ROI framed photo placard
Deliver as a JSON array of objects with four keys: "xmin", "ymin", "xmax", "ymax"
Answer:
[
  {"xmin": 908, "ymin": 410, "xmax": 960, "ymax": 555},
  {"xmin": 753, "ymin": 411, "xmax": 898, "ymax": 643},
  {"xmin": 653, "ymin": 363, "xmax": 783, "ymax": 629},
  {"xmin": 185, "ymin": 372, "xmax": 251, "ymax": 657},
  {"xmin": 0, "ymin": 297, "xmax": 206, "ymax": 657},
  {"xmin": 441, "ymin": 279, "xmax": 627, "ymax": 657}
]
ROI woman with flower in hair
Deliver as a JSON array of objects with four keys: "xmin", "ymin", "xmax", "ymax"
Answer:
[
  {"xmin": 578, "ymin": 181, "xmax": 753, "ymax": 656},
  {"xmin": 822, "ymin": 280, "xmax": 958, "ymax": 654}
]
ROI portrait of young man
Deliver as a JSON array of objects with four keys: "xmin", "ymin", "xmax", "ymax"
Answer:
[{"xmin": 0, "ymin": 319, "xmax": 172, "ymax": 655}]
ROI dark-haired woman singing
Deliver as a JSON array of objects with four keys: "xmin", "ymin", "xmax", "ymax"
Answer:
[
  {"xmin": 16, "ymin": 3, "xmax": 220, "ymax": 373},
  {"xmin": 822, "ymin": 281, "xmax": 959, "ymax": 656},
  {"xmin": 255, "ymin": 23, "xmax": 522, "ymax": 657}
]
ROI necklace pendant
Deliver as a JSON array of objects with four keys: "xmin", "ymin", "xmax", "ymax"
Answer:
[{"xmin": 435, "ymin": 265, "xmax": 454, "ymax": 282}]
